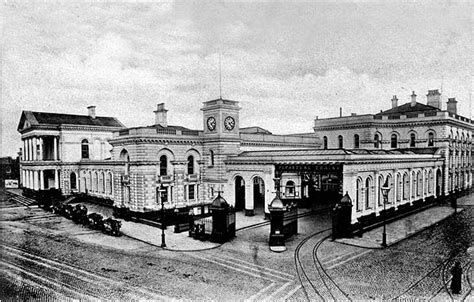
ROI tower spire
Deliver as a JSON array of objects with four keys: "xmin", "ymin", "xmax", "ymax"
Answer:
[{"xmin": 219, "ymin": 52, "xmax": 222, "ymax": 99}]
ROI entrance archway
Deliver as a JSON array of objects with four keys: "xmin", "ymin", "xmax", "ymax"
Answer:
[
  {"xmin": 253, "ymin": 177, "xmax": 265, "ymax": 215},
  {"xmin": 234, "ymin": 176, "xmax": 245, "ymax": 210}
]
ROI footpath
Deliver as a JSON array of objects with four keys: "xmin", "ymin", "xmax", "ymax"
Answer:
[{"xmin": 5, "ymin": 189, "xmax": 472, "ymax": 252}]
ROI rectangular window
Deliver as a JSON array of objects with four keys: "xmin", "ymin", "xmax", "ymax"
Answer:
[{"xmin": 188, "ymin": 185, "xmax": 195, "ymax": 200}]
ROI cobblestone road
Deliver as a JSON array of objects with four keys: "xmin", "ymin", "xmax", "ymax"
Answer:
[{"xmin": 1, "ymin": 189, "xmax": 472, "ymax": 301}]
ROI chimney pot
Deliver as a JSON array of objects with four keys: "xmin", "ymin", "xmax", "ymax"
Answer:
[
  {"xmin": 154, "ymin": 103, "xmax": 168, "ymax": 127},
  {"xmin": 426, "ymin": 89, "xmax": 441, "ymax": 109},
  {"xmin": 447, "ymin": 98, "xmax": 458, "ymax": 115},
  {"xmin": 391, "ymin": 95, "xmax": 398, "ymax": 108},
  {"xmin": 411, "ymin": 91, "xmax": 417, "ymax": 107},
  {"xmin": 87, "ymin": 106, "xmax": 96, "ymax": 119}
]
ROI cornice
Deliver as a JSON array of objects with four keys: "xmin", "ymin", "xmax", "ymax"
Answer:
[
  {"xmin": 110, "ymin": 137, "xmax": 203, "ymax": 146},
  {"xmin": 314, "ymin": 118, "xmax": 473, "ymax": 132}
]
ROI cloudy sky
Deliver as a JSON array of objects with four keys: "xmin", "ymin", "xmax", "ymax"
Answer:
[{"xmin": 1, "ymin": 1, "xmax": 472, "ymax": 157}]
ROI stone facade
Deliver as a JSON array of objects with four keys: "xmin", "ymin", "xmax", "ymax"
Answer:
[
  {"xmin": 16, "ymin": 91, "xmax": 470, "ymax": 221},
  {"xmin": 313, "ymin": 90, "xmax": 473, "ymax": 196}
]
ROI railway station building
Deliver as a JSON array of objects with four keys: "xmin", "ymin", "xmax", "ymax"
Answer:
[{"xmin": 17, "ymin": 89, "xmax": 472, "ymax": 223}]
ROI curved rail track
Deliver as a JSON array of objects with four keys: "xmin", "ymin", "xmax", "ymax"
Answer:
[{"xmin": 294, "ymin": 228, "xmax": 352, "ymax": 301}]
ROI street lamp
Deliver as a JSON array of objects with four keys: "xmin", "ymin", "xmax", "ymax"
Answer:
[
  {"xmin": 380, "ymin": 178, "xmax": 391, "ymax": 248},
  {"xmin": 156, "ymin": 184, "xmax": 168, "ymax": 248}
]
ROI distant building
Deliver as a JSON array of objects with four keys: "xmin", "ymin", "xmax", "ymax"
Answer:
[{"xmin": 0, "ymin": 156, "xmax": 20, "ymax": 189}]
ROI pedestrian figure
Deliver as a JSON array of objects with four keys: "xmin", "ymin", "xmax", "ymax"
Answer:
[{"xmin": 450, "ymin": 261, "xmax": 462, "ymax": 295}]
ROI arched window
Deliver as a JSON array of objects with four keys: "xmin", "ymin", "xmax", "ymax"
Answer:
[
  {"xmin": 120, "ymin": 149, "xmax": 130, "ymax": 175},
  {"xmin": 100, "ymin": 172, "xmax": 105, "ymax": 193},
  {"xmin": 417, "ymin": 172, "xmax": 422, "ymax": 197},
  {"xmin": 428, "ymin": 132, "xmax": 435, "ymax": 147},
  {"xmin": 391, "ymin": 134, "xmax": 398, "ymax": 149},
  {"xmin": 92, "ymin": 171, "xmax": 98, "ymax": 192},
  {"xmin": 285, "ymin": 181, "xmax": 295, "ymax": 197},
  {"xmin": 210, "ymin": 150, "xmax": 215, "ymax": 166},
  {"xmin": 356, "ymin": 178, "xmax": 362, "ymax": 211},
  {"xmin": 410, "ymin": 133, "xmax": 416, "ymax": 148},
  {"xmin": 323, "ymin": 136, "xmax": 328, "ymax": 149},
  {"xmin": 159, "ymin": 155, "xmax": 167, "ymax": 176},
  {"xmin": 81, "ymin": 139, "xmax": 89, "ymax": 159},
  {"xmin": 428, "ymin": 170, "xmax": 434, "ymax": 193},
  {"xmin": 374, "ymin": 134, "xmax": 381, "ymax": 149},
  {"xmin": 365, "ymin": 177, "xmax": 372, "ymax": 209},
  {"xmin": 187, "ymin": 155, "xmax": 194, "ymax": 175},
  {"xmin": 354, "ymin": 134, "xmax": 360, "ymax": 149},
  {"xmin": 70, "ymin": 172, "xmax": 77, "ymax": 190},
  {"xmin": 338, "ymin": 135, "xmax": 343, "ymax": 149},
  {"xmin": 411, "ymin": 171, "xmax": 416, "ymax": 198},
  {"xmin": 403, "ymin": 173, "xmax": 409, "ymax": 200},
  {"xmin": 107, "ymin": 172, "xmax": 113, "ymax": 195}
]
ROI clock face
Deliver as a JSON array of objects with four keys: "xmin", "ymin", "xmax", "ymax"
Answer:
[
  {"xmin": 207, "ymin": 116, "xmax": 216, "ymax": 131},
  {"xmin": 224, "ymin": 116, "xmax": 235, "ymax": 131}
]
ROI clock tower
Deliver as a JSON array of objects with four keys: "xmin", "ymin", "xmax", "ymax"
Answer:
[{"xmin": 201, "ymin": 98, "xmax": 241, "ymax": 200}]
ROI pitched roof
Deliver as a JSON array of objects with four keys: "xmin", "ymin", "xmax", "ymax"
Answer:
[
  {"xmin": 375, "ymin": 102, "xmax": 440, "ymax": 116},
  {"xmin": 153, "ymin": 124, "xmax": 193, "ymax": 131},
  {"xmin": 18, "ymin": 111, "xmax": 125, "ymax": 131}
]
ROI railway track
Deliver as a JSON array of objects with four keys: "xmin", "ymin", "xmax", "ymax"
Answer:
[
  {"xmin": 294, "ymin": 228, "xmax": 343, "ymax": 301},
  {"xmin": 312, "ymin": 235, "xmax": 352, "ymax": 301},
  {"xmin": 0, "ymin": 242, "xmax": 169, "ymax": 301}
]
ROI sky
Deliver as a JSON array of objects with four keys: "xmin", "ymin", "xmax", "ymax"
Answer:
[{"xmin": 1, "ymin": 0, "xmax": 472, "ymax": 157}]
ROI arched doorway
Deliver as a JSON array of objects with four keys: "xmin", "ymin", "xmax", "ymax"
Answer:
[
  {"xmin": 436, "ymin": 169, "xmax": 442, "ymax": 197},
  {"xmin": 253, "ymin": 177, "xmax": 265, "ymax": 215},
  {"xmin": 234, "ymin": 176, "xmax": 245, "ymax": 210}
]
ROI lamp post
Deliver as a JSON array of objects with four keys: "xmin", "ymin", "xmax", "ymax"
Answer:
[
  {"xmin": 157, "ymin": 184, "xmax": 167, "ymax": 248},
  {"xmin": 380, "ymin": 178, "xmax": 391, "ymax": 248}
]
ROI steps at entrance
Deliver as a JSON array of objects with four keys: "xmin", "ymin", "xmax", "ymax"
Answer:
[{"xmin": 6, "ymin": 191, "xmax": 37, "ymax": 207}]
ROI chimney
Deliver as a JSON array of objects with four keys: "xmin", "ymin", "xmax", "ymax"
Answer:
[
  {"xmin": 351, "ymin": 113, "xmax": 357, "ymax": 116},
  {"xmin": 391, "ymin": 95, "xmax": 398, "ymax": 108},
  {"xmin": 87, "ymin": 106, "xmax": 96, "ymax": 119},
  {"xmin": 410, "ymin": 91, "xmax": 417, "ymax": 107},
  {"xmin": 426, "ymin": 89, "xmax": 441, "ymax": 109},
  {"xmin": 447, "ymin": 98, "xmax": 457, "ymax": 115},
  {"xmin": 154, "ymin": 103, "xmax": 168, "ymax": 127},
  {"xmin": 339, "ymin": 107, "xmax": 342, "ymax": 117}
]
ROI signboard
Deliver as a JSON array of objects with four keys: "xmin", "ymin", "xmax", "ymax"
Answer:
[{"xmin": 5, "ymin": 179, "xmax": 19, "ymax": 189}]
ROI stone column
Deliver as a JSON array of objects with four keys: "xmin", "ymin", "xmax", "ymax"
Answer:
[
  {"xmin": 374, "ymin": 171, "xmax": 379, "ymax": 215},
  {"xmin": 54, "ymin": 169, "xmax": 59, "ymax": 189},
  {"xmin": 28, "ymin": 138, "xmax": 33, "ymax": 161},
  {"xmin": 33, "ymin": 171, "xmax": 39, "ymax": 190},
  {"xmin": 421, "ymin": 169, "xmax": 425, "ymax": 201},
  {"xmin": 40, "ymin": 170, "xmax": 44, "ymax": 190},
  {"xmin": 244, "ymin": 176, "xmax": 254, "ymax": 216},
  {"xmin": 39, "ymin": 137, "xmax": 43, "ymax": 161},
  {"xmin": 23, "ymin": 140, "xmax": 26, "ymax": 161},
  {"xmin": 53, "ymin": 137, "xmax": 58, "ymax": 160}
]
